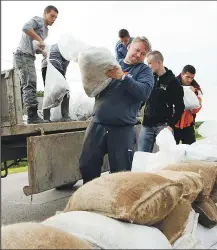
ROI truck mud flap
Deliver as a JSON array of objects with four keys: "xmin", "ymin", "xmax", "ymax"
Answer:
[{"xmin": 23, "ymin": 131, "xmax": 109, "ymax": 196}]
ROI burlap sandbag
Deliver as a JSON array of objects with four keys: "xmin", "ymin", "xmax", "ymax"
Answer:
[
  {"xmin": 192, "ymin": 197, "xmax": 217, "ymax": 228},
  {"xmin": 1, "ymin": 222, "xmax": 91, "ymax": 249},
  {"xmin": 156, "ymin": 170, "xmax": 203, "ymax": 202},
  {"xmin": 64, "ymin": 172, "xmax": 183, "ymax": 225},
  {"xmin": 153, "ymin": 199, "xmax": 192, "ymax": 244},
  {"xmin": 165, "ymin": 161, "xmax": 217, "ymax": 199},
  {"xmin": 210, "ymin": 185, "xmax": 217, "ymax": 203}
]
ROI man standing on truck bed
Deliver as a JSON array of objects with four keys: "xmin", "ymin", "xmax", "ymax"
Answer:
[
  {"xmin": 13, "ymin": 5, "xmax": 58, "ymax": 124},
  {"xmin": 79, "ymin": 36, "xmax": 154, "ymax": 184},
  {"xmin": 41, "ymin": 44, "xmax": 72, "ymax": 122}
]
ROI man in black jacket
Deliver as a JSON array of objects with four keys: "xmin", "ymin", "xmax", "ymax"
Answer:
[{"xmin": 138, "ymin": 50, "xmax": 185, "ymax": 152}]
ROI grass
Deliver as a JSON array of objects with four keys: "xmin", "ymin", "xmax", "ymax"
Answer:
[{"xmin": 8, "ymin": 166, "xmax": 28, "ymax": 175}]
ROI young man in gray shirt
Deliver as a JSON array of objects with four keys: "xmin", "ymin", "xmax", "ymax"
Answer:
[{"xmin": 13, "ymin": 5, "xmax": 58, "ymax": 124}]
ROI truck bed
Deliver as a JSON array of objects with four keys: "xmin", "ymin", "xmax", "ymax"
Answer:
[{"xmin": 1, "ymin": 120, "xmax": 90, "ymax": 136}]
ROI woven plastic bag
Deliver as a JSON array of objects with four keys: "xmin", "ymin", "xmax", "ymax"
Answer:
[
  {"xmin": 78, "ymin": 47, "xmax": 121, "ymax": 97},
  {"xmin": 183, "ymin": 86, "xmax": 200, "ymax": 110}
]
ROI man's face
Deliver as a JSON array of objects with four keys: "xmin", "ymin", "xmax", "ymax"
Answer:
[
  {"xmin": 120, "ymin": 36, "xmax": 130, "ymax": 46},
  {"xmin": 44, "ymin": 10, "xmax": 58, "ymax": 26},
  {"xmin": 181, "ymin": 72, "xmax": 195, "ymax": 85},
  {"xmin": 147, "ymin": 56, "xmax": 160, "ymax": 73},
  {"xmin": 127, "ymin": 42, "xmax": 147, "ymax": 64}
]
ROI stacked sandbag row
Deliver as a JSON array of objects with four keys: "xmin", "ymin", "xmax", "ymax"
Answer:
[
  {"xmin": 64, "ymin": 161, "xmax": 217, "ymax": 245},
  {"xmin": 155, "ymin": 160, "xmax": 217, "ymax": 244}
]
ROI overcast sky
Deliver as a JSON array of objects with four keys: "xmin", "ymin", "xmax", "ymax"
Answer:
[{"xmin": 1, "ymin": 1, "xmax": 217, "ymax": 121}]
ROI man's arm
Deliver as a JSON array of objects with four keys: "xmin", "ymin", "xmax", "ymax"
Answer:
[
  {"xmin": 23, "ymin": 16, "xmax": 45, "ymax": 48},
  {"xmin": 167, "ymin": 80, "xmax": 185, "ymax": 129},
  {"xmin": 121, "ymin": 66, "xmax": 154, "ymax": 101},
  {"xmin": 115, "ymin": 42, "xmax": 123, "ymax": 63}
]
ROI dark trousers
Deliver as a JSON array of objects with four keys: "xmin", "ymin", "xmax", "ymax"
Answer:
[
  {"xmin": 79, "ymin": 121, "xmax": 136, "ymax": 184},
  {"xmin": 174, "ymin": 126, "xmax": 196, "ymax": 145}
]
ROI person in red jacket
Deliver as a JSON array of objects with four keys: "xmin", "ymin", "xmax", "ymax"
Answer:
[{"xmin": 174, "ymin": 65, "xmax": 203, "ymax": 144}]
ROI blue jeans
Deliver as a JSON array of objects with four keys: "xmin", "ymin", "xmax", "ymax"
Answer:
[{"xmin": 138, "ymin": 125, "xmax": 167, "ymax": 152}]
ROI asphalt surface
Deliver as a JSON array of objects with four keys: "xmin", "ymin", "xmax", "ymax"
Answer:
[{"xmin": 1, "ymin": 172, "xmax": 82, "ymax": 225}]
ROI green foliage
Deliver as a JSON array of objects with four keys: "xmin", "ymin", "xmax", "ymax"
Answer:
[{"xmin": 37, "ymin": 90, "xmax": 44, "ymax": 97}]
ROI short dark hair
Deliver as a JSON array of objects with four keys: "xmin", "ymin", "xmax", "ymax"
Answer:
[
  {"xmin": 119, "ymin": 29, "xmax": 130, "ymax": 38},
  {"xmin": 44, "ymin": 5, "xmax": 59, "ymax": 14},
  {"xmin": 147, "ymin": 50, "xmax": 164, "ymax": 62},
  {"xmin": 182, "ymin": 65, "xmax": 196, "ymax": 74}
]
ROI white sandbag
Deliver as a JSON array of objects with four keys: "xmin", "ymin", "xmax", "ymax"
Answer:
[
  {"xmin": 57, "ymin": 33, "xmax": 93, "ymax": 62},
  {"xmin": 69, "ymin": 90, "xmax": 94, "ymax": 121},
  {"xmin": 145, "ymin": 144, "xmax": 189, "ymax": 173},
  {"xmin": 43, "ymin": 211, "xmax": 172, "ymax": 249},
  {"xmin": 156, "ymin": 128, "xmax": 176, "ymax": 152},
  {"xmin": 78, "ymin": 47, "xmax": 121, "ymax": 97},
  {"xmin": 173, "ymin": 209, "xmax": 202, "ymax": 249},
  {"xmin": 186, "ymin": 143, "xmax": 217, "ymax": 162},
  {"xmin": 195, "ymin": 224, "xmax": 217, "ymax": 249},
  {"xmin": 43, "ymin": 61, "xmax": 70, "ymax": 110},
  {"xmin": 183, "ymin": 86, "xmax": 200, "ymax": 110},
  {"xmin": 198, "ymin": 120, "xmax": 217, "ymax": 138},
  {"xmin": 138, "ymin": 128, "xmax": 189, "ymax": 172},
  {"xmin": 131, "ymin": 151, "xmax": 154, "ymax": 172}
]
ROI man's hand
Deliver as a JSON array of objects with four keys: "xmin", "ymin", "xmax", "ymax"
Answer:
[
  {"xmin": 190, "ymin": 86, "xmax": 196, "ymax": 92},
  {"xmin": 42, "ymin": 50, "xmax": 47, "ymax": 58},
  {"xmin": 105, "ymin": 67, "xmax": 125, "ymax": 80},
  {"xmin": 38, "ymin": 40, "xmax": 45, "ymax": 50},
  {"xmin": 167, "ymin": 126, "xmax": 173, "ymax": 132}
]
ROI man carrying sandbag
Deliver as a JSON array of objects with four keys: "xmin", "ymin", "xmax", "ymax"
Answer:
[
  {"xmin": 79, "ymin": 36, "xmax": 154, "ymax": 184},
  {"xmin": 174, "ymin": 65, "xmax": 203, "ymax": 144},
  {"xmin": 138, "ymin": 51, "xmax": 185, "ymax": 152},
  {"xmin": 115, "ymin": 29, "xmax": 134, "ymax": 63},
  {"xmin": 13, "ymin": 5, "xmax": 58, "ymax": 124},
  {"xmin": 41, "ymin": 44, "xmax": 72, "ymax": 122}
]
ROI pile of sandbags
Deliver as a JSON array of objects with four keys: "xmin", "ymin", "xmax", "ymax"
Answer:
[
  {"xmin": 160, "ymin": 161, "xmax": 217, "ymax": 246},
  {"xmin": 63, "ymin": 160, "xmax": 217, "ymax": 247},
  {"xmin": 64, "ymin": 172, "xmax": 183, "ymax": 226},
  {"xmin": 43, "ymin": 211, "xmax": 172, "ymax": 249}
]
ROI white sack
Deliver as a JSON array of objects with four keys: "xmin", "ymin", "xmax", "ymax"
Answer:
[
  {"xmin": 43, "ymin": 211, "xmax": 172, "ymax": 249},
  {"xmin": 43, "ymin": 60, "xmax": 70, "ymax": 110},
  {"xmin": 78, "ymin": 47, "xmax": 121, "ymax": 97},
  {"xmin": 183, "ymin": 86, "xmax": 200, "ymax": 110},
  {"xmin": 195, "ymin": 224, "xmax": 217, "ymax": 249},
  {"xmin": 173, "ymin": 209, "xmax": 202, "ymax": 249},
  {"xmin": 186, "ymin": 143, "xmax": 217, "ymax": 162},
  {"xmin": 198, "ymin": 120, "xmax": 217, "ymax": 138}
]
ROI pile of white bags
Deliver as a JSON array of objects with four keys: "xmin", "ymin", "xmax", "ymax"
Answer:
[
  {"xmin": 183, "ymin": 86, "xmax": 200, "ymax": 110},
  {"xmin": 50, "ymin": 87, "xmax": 94, "ymax": 122},
  {"xmin": 43, "ymin": 211, "xmax": 172, "ymax": 249},
  {"xmin": 132, "ymin": 128, "xmax": 189, "ymax": 172},
  {"xmin": 186, "ymin": 120, "xmax": 217, "ymax": 162}
]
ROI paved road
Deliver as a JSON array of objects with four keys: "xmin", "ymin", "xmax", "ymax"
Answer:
[{"xmin": 1, "ymin": 172, "xmax": 82, "ymax": 225}]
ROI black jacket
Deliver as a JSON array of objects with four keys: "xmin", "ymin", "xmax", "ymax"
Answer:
[{"xmin": 141, "ymin": 68, "xmax": 185, "ymax": 128}]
